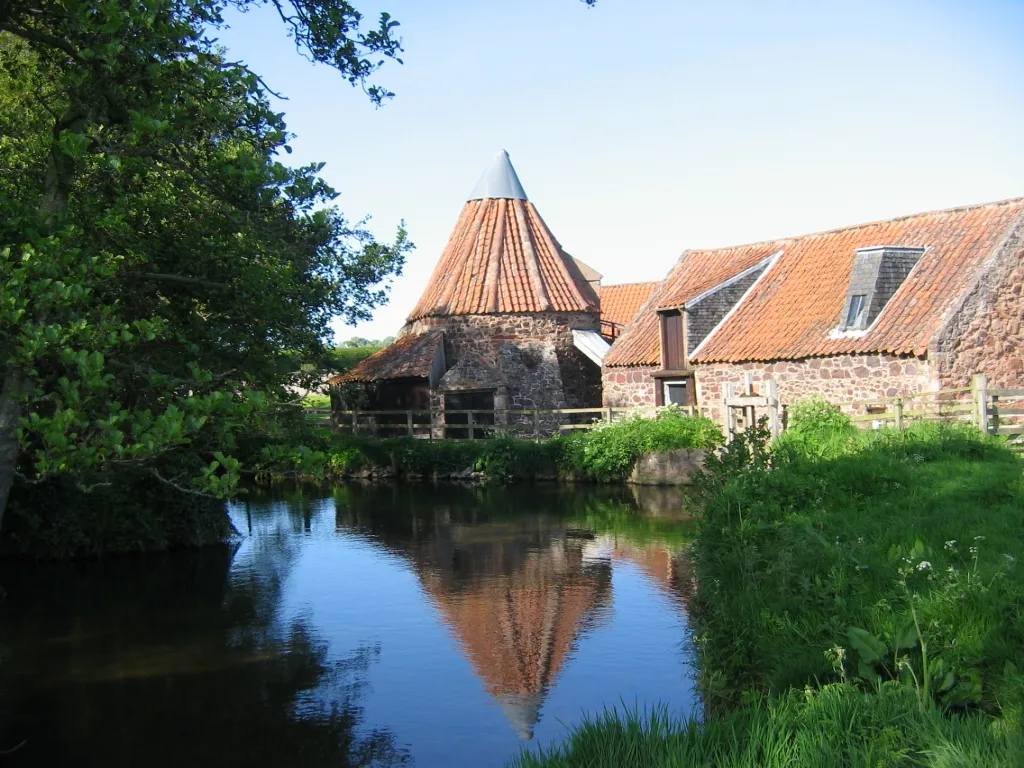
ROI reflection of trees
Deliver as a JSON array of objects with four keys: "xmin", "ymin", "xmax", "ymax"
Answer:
[
  {"xmin": 0, "ymin": 534, "xmax": 407, "ymax": 767},
  {"xmin": 333, "ymin": 483, "xmax": 614, "ymax": 740}
]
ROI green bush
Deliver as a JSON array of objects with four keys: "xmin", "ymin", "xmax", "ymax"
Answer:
[{"xmin": 559, "ymin": 409, "xmax": 723, "ymax": 482}]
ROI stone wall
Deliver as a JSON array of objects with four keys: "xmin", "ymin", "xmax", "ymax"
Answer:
[
  {"xmin": 932, "ymin": 228, "xmax": 1024, "ymax": 391},
  {"xmin": 602, "ymin": 366, "xmax": 658, "ymax": 408},
  {"xmin": 695, "ymin": 354, "xmax": 936, "ymax": 422},
  {"xmin": 604, "ymin": 354, "xmax": 938, "ymax": 418},
  {"xmin": 406, "ymin": 312, "xmax": 603, "ymax": 432}
]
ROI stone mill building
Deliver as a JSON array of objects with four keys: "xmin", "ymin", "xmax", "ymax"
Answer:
[{"xmin": 331, "ymin": 150, "xmax": 607, "ymax": 434}]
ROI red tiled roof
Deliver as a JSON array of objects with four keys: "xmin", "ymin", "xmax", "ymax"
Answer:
[
  {"xmin": 407, "ymin": 198, "xmax": 599, "ymax": 321},
  {"xmin": 598, "ymin": 282, "xmax": 658, "ymax": 328},
  {"xmin": 328, "ymin": 331, "xmax": 441, "ymax": 384},
  {"xmin": 605, "ymin": 244, "xmax": 777, "ymax": 366},
  {"xmin": 607, "ymin": 197, "xmax": 1024, "ymax": 367}
]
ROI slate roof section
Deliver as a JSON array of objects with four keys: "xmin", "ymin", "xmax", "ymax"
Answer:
[
  {"xmin": 606, "ymin": 197, "xmax": 1024, "ymax": 367},
  {"xmin": 408, "ymin": 196, "xmax": 599, "ymax": 321},
  {"xmin": 329, "ymin": 331, "xmax": 442, "ymax": 384},
  {"xmin": 598, "ymin": 281, "xmax": 658, "ymax": 327}
]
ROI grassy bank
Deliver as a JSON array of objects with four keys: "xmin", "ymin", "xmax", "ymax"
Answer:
[
  {"xmin": 515, "ymin": 402, "xmax": 1024, "ymax": 767},
  {"xmin": 253, "ymin": 408, "xmax": 722, "ymax": 484}
]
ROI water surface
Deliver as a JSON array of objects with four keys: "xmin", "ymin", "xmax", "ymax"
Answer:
[{"xmin": 0, "ymin": 484, "xmax": 699, "ymax": 767}]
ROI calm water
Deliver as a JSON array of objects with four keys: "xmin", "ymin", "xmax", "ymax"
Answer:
[{"xmin": 0, "ymin": 484, "xmax": 700, "ymax": 767}]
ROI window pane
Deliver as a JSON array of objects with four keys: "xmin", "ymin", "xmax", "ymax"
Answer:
[{"xmin": 846, "ymin": 294, "xmax": 867, "ymax": 327}]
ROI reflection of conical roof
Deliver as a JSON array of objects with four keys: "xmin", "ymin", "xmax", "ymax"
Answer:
[
  {"xmin": 408, "ymin": 151, "xmax": 599, "ymax": 321},
  {"xmin": 499, "ymin": 692, "xmax": 544, "ymax": 740},
  {"xmin": 418, "ymin": 534, "xmax": 610, "ymax": 739}
]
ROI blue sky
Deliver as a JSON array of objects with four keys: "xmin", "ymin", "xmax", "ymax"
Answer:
[{"xmin": 217, "ymin": 0, "xmax": 1024, "ymax": 343}]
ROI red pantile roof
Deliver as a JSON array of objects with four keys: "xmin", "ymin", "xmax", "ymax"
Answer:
[
  {"xmin": 598, "ymin": 281, "xmax": 659, "ymax": 328},
  {"xmin": 605, "ymin": 243, "xmax": 778, "ymax": 366},
  {"xmin": 328, "ymin": 331, "xmax": 442, "ymax": 384},
  {"xmin": 408, "ymin": 197, "xmax": 599, "ymax": 321},
  {"xmin": 607, "ymin": 197, "xmax": 1024, "ymax": 367}
]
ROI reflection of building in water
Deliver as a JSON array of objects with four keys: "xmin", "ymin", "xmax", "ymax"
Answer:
[
  {"xmin": 420, "ymin": 534, "xmax": 610, "ymax": 739},
  {"xmin": 337, "ymin": 498, "xmax": 612, "ymax": 740},
  {"xmin": 584, "ymin": 534, "xmax": 693, "ymax": 607}
]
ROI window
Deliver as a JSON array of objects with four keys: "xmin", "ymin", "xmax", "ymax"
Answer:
[
  {"xmin": 662, "ymin": 379, "xmax": 691, "ymax": 406},
  {"xmin": 846, "ymin": 294, "xmax": 867, "ymax": 328}
]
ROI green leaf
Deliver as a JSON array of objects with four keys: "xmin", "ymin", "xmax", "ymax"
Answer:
[
  {"xmin": 894, "ymin": 622, "xmax": 918, "ymax": 650},
  {"xmin": 847, "ymin": 626, "xmax": 887, "ymax": 663}
]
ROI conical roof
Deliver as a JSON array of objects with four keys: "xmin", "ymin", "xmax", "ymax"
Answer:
[{"xmin": 408, "ymin": 151, "xmax": 600, "ymax": 322}]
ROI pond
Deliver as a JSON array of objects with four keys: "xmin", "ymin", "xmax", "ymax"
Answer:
[{"xmin": 0, "ymin": 484, "xmax": 700, "ymax": 767}]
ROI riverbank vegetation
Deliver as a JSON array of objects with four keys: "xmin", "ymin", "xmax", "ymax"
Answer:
[
  {"xmin": 252, "ymin": 409, "xmax": 722, "ymax": 485},
  {"xmin": 0, "ymin": 3, "xmax": 411, "ymax": 555},
  {"xmin": 515, "ymin": 401, "xmax": 1024, "ymax": 767}
]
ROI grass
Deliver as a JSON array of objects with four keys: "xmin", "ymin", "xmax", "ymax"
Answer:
[
  {"xmin": 516, "ymin": 683, "xmax": 1023, "ymax": 768},
  {"xmin": 511, "ymin": 399, "xmax": 1024, "ymax": 767}
]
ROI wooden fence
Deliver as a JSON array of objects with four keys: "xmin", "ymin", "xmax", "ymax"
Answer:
[
  {"xmin": 303, "ymin": 405, "xmax": 699, "ymax": 440},
  {"xmin": 721, "ymin": 373, "xmax": 1023, "ymax": 454}
]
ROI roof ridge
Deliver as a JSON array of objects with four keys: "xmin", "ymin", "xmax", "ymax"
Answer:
[
  {"xmin": 685, "ymin": 195, "xmax": 1024, "ymax": 256},
  {"xmin": 602, "ymin": 280, "xmax": 660, "ymax": 287}
]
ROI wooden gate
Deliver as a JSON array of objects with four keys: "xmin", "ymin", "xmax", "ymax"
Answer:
[{"xmin": 722, "ymin": 374, "xmax": 781, "ymax": 441}]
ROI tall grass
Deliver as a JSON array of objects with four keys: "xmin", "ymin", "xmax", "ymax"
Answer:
[{"xmin": 515, "ymin": 683, "xmax": 1022, "ymax": 768}]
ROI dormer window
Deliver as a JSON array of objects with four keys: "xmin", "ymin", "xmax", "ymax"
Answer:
[
  {"xmin": 840, "ymin": 246, "xmax": 925, "ymax": 331},
  {"xmin": 845, "ymin": 294, "xmax": 867, "ymax": 328}
]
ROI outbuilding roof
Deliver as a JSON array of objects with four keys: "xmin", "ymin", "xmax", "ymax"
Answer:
[
  {"xmin": 606, "ymin": 197, "xmax": 1024, "ymax": 367},
  {"xmin": 328, "ymin": 331, "xmax": 442, "ymax": 384},
  {"xmin": 598, "ymin": 281, "xmax": 659, "ymax": 328}
]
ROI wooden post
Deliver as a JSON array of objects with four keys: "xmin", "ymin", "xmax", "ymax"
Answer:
[
  {"xmin": 991, "ymin": 395, "xmax": 1000, "ymax": 434},
  {"xmin": 468, "ymin": 410, "xmax": 475, "ymax": 440},
  {"xmin": 352, "ymin": 409, "xmax": 358, "ymax": 436},
  {"xmin": 723, "ymin": 382, "xmax": 736, "ymax": 440},
  {"xmin": 767, "ymin": 379, "xmax": 780, "ymax": 440},
  {"xmin": 533, "ymin": 409, "xmax": 540, "ymax": 441},
  {"xmin": 605, "ymin": 406, "xmax": 613, "ymax": 425},
  {"xmin": 973, "ymin": 374, "xmax": 989, "ymax": 434},
  {"xmin": 407, "ymin": 409, "xmax": 414, "ymax": 437},
  {"xmin": 894, "ymin": 398, "xmax": 904, "ymax": 431}
]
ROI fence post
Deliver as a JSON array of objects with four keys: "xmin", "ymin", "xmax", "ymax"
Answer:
[
  {"xmin": 406, "ymin": 409, "xmax": 414, "ymax": 437},
  {"xmin": 972, "ymin": 374, "xmax": 989, "ymax": 434},
  {"xmin": 723, "ymin": 382, "xmax": 736, "ymax": 439},
  {"xmin": 605, "ymin": 406, "xmax": 613, "ymax": 425},
  {"xmin": 352, "ymin": 409, "xmax": 358, "ymax": 436},
  {"xmin": 766, "ymin": 379, "xmax": 780, "ymax": 440},
  {"xmin": 991, "ymin": 395, "xmax": 1000, "ymax": 434},
  {"xmin": 533, "ymin": 409, "xmax": 540, "ymax": 441},
  {"xmin": 894, "ymin": 398, "xmax": 904, "ymax": 431},
  {"xmin": 468, "ymin": 410, "xmax": 475, "ymax": 441}
]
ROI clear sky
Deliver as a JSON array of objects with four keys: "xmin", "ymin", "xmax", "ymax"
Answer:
[{"xmin": 216, "ymin": 0, "xmax": 1024, "ymax": 343}]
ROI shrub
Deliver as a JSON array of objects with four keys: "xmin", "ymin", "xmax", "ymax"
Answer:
[{"xmin": 559, "ymin": 410, "xmax": 722, "ymax": 482}]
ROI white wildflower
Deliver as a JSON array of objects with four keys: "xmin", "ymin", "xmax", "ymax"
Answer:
[
  {"xmin": 917, "ymin": 561, "xmax": 932, "ymax": 571},
  {"xmin": 944, "ymin": 540, "xmax": 957, "ymax": 551},
  {"xmin": 974, "ymin": 536, "xmax": 986, "ymax": 542}
]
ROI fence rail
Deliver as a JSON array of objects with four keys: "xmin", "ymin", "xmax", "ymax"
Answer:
[{"xmin": 304, "ymin": 405, "xmax": 685, "ymax": 440}]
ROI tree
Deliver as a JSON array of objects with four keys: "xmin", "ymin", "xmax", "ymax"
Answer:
[{"xmin": 0, "ymin": 1, "xmax": 412, "ymax": 529}]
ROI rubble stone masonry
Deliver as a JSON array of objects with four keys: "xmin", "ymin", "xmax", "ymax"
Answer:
[
  {"xmin": 602, "ymin": 366, "xmax": 657, "ymax": 408},
  {"xmin": 694, "ymin": 354, "xmax": 936, "ymax": 422},
  {"xmin": 406, "ymin": 312, "xmax": 603, "ymax": 410},
  {"xmin": 933, "ymin": 234, "xmax": 1024, "ymax": 391},
  {"xmin": 603, "ymin": 354, "xmax": 938, "ymax": 420}
]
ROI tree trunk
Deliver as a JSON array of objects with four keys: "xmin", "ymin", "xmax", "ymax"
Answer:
[{"xmin": 0, "ymin": 369, "xmax": 24, "ymax": 533}]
